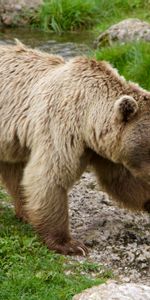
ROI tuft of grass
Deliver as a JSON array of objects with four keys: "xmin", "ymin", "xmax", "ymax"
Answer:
[
  {"xmin": 93, "ymin": 41, "xmax": 150, "ymax": 90},
  {"xmin": 94, "ymin": 0, "xmax": 150, "ymax": 33},
  {"xmin": 0, "ymin": 188, "xmax": 112, "ymax": 300},
  {"xmin": 33, "ymin": 0, "xmax": 99, "ymax": 33}
]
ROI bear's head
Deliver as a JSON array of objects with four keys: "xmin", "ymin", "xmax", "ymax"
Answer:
[{"xmin": 114, "ymin": 95, "xmax": 150, "ymax": 185}]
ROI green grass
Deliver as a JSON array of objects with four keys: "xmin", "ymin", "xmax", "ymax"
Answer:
[
  {"xmin": 93, "ymin": 41, "xmax": 150, "ymax": 90},
  {"xmin": 32, "ymin": 0, "xmax": 99, "ymax": 33},
  {"xmin": 94, "ymin": 0, "xmax": 150, "ymax": 33},
  {"xmin": 91, "ymin": 1, "xmax": 150, "ymax": 91},
  {"xmin": 0, "ymin": 188, "xmax": 112, "ymax": 300},
  {"xmin": 31, "ymin": 0, "xmax": 150, "ymax": 33}
]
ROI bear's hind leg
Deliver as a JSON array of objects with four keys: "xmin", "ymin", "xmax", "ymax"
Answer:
[{"xmin": 0, "ymin": 162, "xmax": 27, "ymax": 221}]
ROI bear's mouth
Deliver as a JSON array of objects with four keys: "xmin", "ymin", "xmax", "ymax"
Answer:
[{"xmin": 144, "ymin": 200, "xmax": 150, "ymax": 213}]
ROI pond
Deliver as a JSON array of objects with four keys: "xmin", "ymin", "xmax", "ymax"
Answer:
[{"xmin": 0, "ymin": 27, "xmax": 95, "ymax": 58}]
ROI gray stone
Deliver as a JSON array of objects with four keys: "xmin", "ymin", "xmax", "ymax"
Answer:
[
  {"xmin": 95, "ymin": 19, "xmax": 150, "ymax": 48},
  {"xmin": 73, "ymin": 281, "xmax": 150, "ymax": 300},
  {"xmin": 0, "ymin": 0, "xmax": 42, "ymax": 26}
]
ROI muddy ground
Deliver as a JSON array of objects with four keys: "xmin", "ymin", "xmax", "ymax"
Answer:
[{"xmin": 69, "ymin": 172, "xmax": 150, "ymax": 285}]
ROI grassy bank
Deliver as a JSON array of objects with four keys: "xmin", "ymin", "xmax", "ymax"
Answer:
[
  {"xmin": 91, "ymin": 1, "xmax": 150, "ymax": 91},
  {"xmin": 0, "ymin": 188, "xmax": 112, "ymax": 300},
  {"xmin": 30, "ymin": 0, "xmax": 150, "ymax": 91},
  {"xmin": 33, "ymin": 0, "xmax": 99, "ymax": 33},
  {"xmin": 32, "ymin": 0, "xmax": 150, "ymax": 33},
  {"xmin": 93, "ymin": 41, "xmax": 150, "ymax": 91},
  {"xmin": 94, "ymin": 0, "xmax": 150, "ymax": 33}
]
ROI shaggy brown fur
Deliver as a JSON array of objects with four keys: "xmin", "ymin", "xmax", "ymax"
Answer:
[{"xmin": 0, "ymin": 40, "xmax": 150, "ymax": 255}]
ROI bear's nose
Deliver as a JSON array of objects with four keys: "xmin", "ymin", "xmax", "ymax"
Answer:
[{"xmin": 144, "ymin": 200, "xmax": 150, "ymax": 213}]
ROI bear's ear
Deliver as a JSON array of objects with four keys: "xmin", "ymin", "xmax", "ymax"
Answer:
[{"xmin": 114, "ymin": 95, "xmax": 138, "ymax": 122}]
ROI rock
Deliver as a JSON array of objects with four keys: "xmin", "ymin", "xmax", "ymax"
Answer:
[
  {"xmin": 15, "ymin": 5, "xmax": 22, "ymax": 11},
  {"xmin": 73, "ymin": 281, "xmax": 150, "ymax": 300},
  {"xmin": 95, "ymin": 19, "xmax": 150, "ymax": 48},
  {"xmin": 1, "ymin": 14, "xmax": 13, "ymax": 26},
  {"xmin": 0, "ymin": 0, "xmax": 42, "ymax": 26}
]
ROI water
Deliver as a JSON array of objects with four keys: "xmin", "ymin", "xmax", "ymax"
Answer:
[{"xmin": 0, "ymin": 27, "xmax": 95, "ymax": 58}]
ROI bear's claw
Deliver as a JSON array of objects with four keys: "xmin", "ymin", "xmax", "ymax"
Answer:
[{"xmin": 47, "ymin": 239, "xmax": 88, "ymax": 256}]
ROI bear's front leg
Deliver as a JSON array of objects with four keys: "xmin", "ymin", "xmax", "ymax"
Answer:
[{"xmin": 21, "ymin": 155, "xmax": 88, "ymax": 256}]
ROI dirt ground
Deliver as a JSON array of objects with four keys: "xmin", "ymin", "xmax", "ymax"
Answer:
[{"xmin": 69, "ymin": 172, "xmax": 150, "ymax": 285}]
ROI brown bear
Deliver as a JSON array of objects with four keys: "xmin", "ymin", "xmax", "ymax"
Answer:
[{"xmin": 0, "ymin": 40, "xmax": 150, "ymax": 255}]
